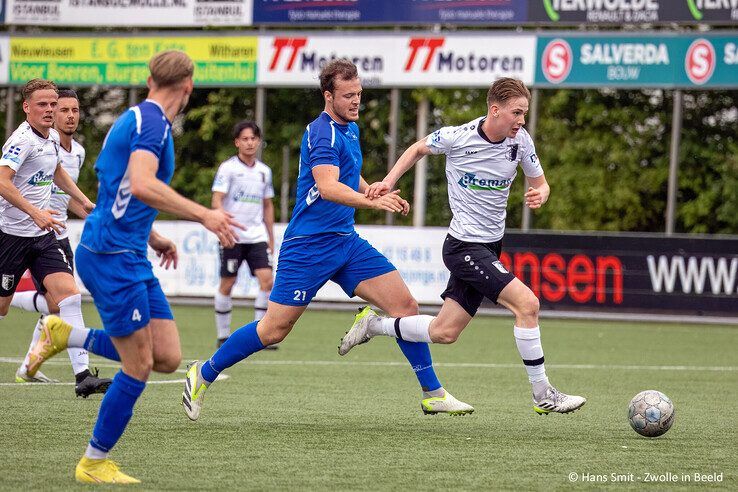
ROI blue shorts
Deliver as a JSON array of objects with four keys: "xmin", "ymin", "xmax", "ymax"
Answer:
[
  {"xmin": 270, "ymin": 231, "xmax": 395, "ymax": 306},
  {"xmin": 76, "ymin": 245, "xmax": 173, "ymax": 337}
]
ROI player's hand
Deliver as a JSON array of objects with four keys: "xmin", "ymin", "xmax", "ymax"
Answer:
[
  {"xmin": 149, "ymin": 234, "xmax": 178, "ymax": 270},
  {"xmin": 32, "ymin": 208, "xmax": 64, "ymax": 235},
  {"xmin": 524, "ymin": 187, "xmax": 547, "ymax": 209},
  {"xmin": 365, "ymin": 181, "xmax": 393, "ymax": 199},
  {"xmin": 81, "ymin": 198, "xmax": 95, "ymax": 214},
  {"xmin": 204, "ymin": 209, "xmax": 245, "ymax": 249},
  {"xmin": 372, "ymin": 190, "xmax": 410, "ymax": 216}
]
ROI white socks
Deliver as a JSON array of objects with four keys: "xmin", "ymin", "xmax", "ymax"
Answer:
[
  {"xmin": 214, "ymin": 292, "xmax": 232, "ymax": 339},
  {"xmin": 58, "ymin": 294, "xmax": 91, "ymax": 348},
  {"xmin": 514, "ymin": 326, "xmax": 549, "ymax": 397},
  {"xmin": 85, "ymin": 443, "xmax": 109, "ymax": 460},
  {"xmin": 254, "ymin": 290, "xmax": 269, "ymax": 322},
  {"xmin": 11, "ymin": 291, "xmax": 49, "ymax": 314},
  {"xmin": 378, "ymin": 315, "xmax": 434, "ymax": 343}
]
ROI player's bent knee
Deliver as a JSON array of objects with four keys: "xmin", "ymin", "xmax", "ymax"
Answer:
[
  {"xmin": 518, "ymin": 294, "xmax": 540, "ymax": 320},
  {"xmin": 154, "ymin": 353, "xmax": 182, "ymax": 374}
]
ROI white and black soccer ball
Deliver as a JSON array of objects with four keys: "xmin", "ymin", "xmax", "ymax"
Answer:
[{"xmin": 628, "ymin": 390, "xmax": 675, "ymax": 438}]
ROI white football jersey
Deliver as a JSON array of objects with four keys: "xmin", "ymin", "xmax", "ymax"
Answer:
[
  {"xmin": 212, "ymin": 156, "xmax": 274, "ymax": 244},
  {"xmin": 0, "ymin": 122, "xmax": 61, "ymax": 237},
  {"xmin": 49, "ymin": 139, "xmax": 85, "ymax": 240},
  {"xmin": 427, "ymin": 116, "xmax": 543, "ymax": 243}
]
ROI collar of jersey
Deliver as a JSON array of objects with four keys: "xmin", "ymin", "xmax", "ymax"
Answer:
[
  {"xmin": 144, "ymin": 99, "xmax": 170, "ymax": 122},
  {"xmin": 321, "ymin": 111, "xmax": 349, "ymax": 129},
  {"xmin": 26, "ymin": 121, "xmax": 53, "ymax": 141},
  {"xmin": 477, "ymin": 118, "xmax": 506, "ymax": 146}
]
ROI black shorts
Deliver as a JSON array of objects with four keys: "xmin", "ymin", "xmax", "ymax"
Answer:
[
  {"xmin": 0, "ymin": 231, "xmax": 73, "ymax": 297},
  {"xmin": 441, "ymin": 234, "xmax": 516, "ymax": 317},
  {"xmin": 219, "ymin": 242, "xmax": 272, "ymax": 278},
  {"xmin": 32, "ymin": 237, "xmax": 74, "ymax": 294}
]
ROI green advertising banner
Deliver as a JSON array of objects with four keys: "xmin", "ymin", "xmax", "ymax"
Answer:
[
  {"xmin": 9, "ymin": 36, "xmax": 258, "ymax": 86},
  {"xmin": 536, "ymin": 34, "xmax": 738, "ymax": 88}
]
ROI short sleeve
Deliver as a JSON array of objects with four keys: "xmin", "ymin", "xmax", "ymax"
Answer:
[
  {"xmin": 308, "ymin": 122, "xmax": 340, "ymax": 169},
  {"xmin": 212, "ymin": 163, "xmax": 230, "ymax": 193},
  {"xmin": 519, "ymin": 131, "xmax": 543, "ymax": 178},
  {"xmin": 130, "ymin": 106, "xmax": 169, "ymax": 159},
  {"xmin": 263, "ymin": 168, "xmax": 275, "ymax": 199},
  {"xmin": 0, "ymin": 134, "xmax": 33, "ymax": 172},
  {"xmin": 79, "ymin": 147, "xmax": 86, "ymax": 170},
  {"xmin": 425, "ymin": 126, "xmax": 457, "ymax": 155}
]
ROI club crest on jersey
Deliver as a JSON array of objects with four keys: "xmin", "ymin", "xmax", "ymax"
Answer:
[
  {"xmin": 506, "ymin": 144, "xmax": 519, "ymax": 162},
  {"xmin": 1, "ymin": 274, "xmax": 14, "ymax": 291},
  {"xmin": 458, "ymin": 172, "xmax": 511, "ymax": 191},
  {"xmin": 27, "ymin": 170, "xmax": 54, "ymax": 187}
]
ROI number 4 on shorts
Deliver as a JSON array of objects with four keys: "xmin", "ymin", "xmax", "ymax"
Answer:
[{"xmin": 131, "ymin": 309, "xmax": 142, "ymax": 322}]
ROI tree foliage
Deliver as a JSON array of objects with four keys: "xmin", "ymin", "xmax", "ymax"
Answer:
[{"xmin": 7, "ymin": 85, "xmax": 732, "ymax": 234}]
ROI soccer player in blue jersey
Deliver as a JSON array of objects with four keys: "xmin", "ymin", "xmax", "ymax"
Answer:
[
  {"xmin": 182, "ymin": 59, "xmax": 473, "ymax": 420},
  {"xmin": 26, "ymin": 51, "xmax": 242, "ymax": 484}
]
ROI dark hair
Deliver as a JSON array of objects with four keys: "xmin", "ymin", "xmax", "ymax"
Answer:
[
  {"xmin": 486, "ymin": 77, "xmax": 531, "ymax": 107},
  {"xmin": 22, "ymin": 79, "xmax": 58, "ymax": 101},
  {"xmin": 233, "ymin": 120, "xmax": 261, "ymax": 140},
  {"xmin": 57, "ymin": 89, "xmax": 78, "ymax": 100},
  {"xmin": 319, "ymin": 59, "xmax": 358, "ymax": 93}
]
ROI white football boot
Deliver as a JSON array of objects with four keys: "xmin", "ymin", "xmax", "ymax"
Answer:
[
  {"xmin": 182, "ymin": 361, "xmax": 209, "ymax": 421},
  {"xmin": 421, "ymin": 391, "xmax": 474, "ymax": 416},
  {"xmin": 533, "ymin": 386, "xmax": 586, "ymax": 415},
  {"xmin": 338, "ymin": 306, "xmax": 381, "ymax": 356}
]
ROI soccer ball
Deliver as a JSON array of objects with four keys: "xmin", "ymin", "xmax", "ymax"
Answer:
[{"xmin": 628, "ymin": 390, "xmax": 675, "ymax": 437}]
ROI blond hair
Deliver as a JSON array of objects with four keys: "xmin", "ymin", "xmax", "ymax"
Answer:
[
  {"xmin": 149, "ymin": 50, "xmax": 194, "ymax": 88},
  {"xmin": 22, "ymin": 79, "xmax": 58, "ymax": 101},
  {"xmin": 486, "ymin": 78, "xmax": 531, "ymax": 107}
]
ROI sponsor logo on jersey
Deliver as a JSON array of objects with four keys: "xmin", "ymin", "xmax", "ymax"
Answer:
[
  {"xmin": 458, "ymin": 172, "xmax": 512, "ymax": 191},
  {"xmin": 27, "ymin": 170, "xmax": 54, "ymax": 187},
  {"xmin": 232, "ymin": 189, "xmax": 262, "ymax": 204},
  {"xmin": 685, "ymin": 38, "xmax": 716, "ymax": 85},
  {"xmin": 465, "ymin": 149, "xmax": 479, "ymax": 155}
]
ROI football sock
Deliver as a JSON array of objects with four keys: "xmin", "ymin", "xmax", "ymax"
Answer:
[
  {"xmin": 201, "ymin": 320, "xmax": 264, "ymax": 383},
  {"xmin": 58, "ymin": 294, "xmax": 91, "ymax": 347},
  {"xmin": 214, "ymin": 291, "xmax": 232, "ymax": 340},
  {"xmin": 254, "ymin": 289, "xmax": 269, "ymax": 321},
  {"xmin": 379, "ymin": 316, "xmax": 433, "ymax": 343},
  {"xmin": 21, "ymin": 317, "xmax": 45, "ymax": 371},
  {"xmin": 395, "ymin": 339, "xmax": 442, "ymax": 392},
  {"xmin": 84, "ymin": 443, "xmax": 108, "ymax": 460},
  {"xmin": 67, "ymin": 348, "xmax": 89, "ymax": 375},
  {"xmin": 514, "ymin": 326, "xmax": 549, "ymax": 398},
  {"xmin": 88, "ymin": 370, "xmax": 145, "ymax": 454},
  {"xmin": 83, "ymin": 330, "xmax": 121, "ymax": 362},
  {"xmin": 423, "ymin": 387, "xmax": 445, "ymax": 399},
  {"xmin": 11, "ymin": 291, "xmax": 49, "ymax": 314}
]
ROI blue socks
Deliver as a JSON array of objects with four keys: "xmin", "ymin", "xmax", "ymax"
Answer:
[
  {"xmin": 84, "ymin": 329, "xmax": 121, "ymax": 362},
  {"xmin": 89, "ymin": 371, "xmax": 146, "ymax": 453},
  {"xmin": 201, "ymin": 321, "xmax": 264, "ymax": 383},
  {"xmin": 396, "ymin": 339, "xmax": 442, "ymax": 392}
]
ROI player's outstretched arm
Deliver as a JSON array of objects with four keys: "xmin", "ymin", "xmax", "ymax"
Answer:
[
  {"xmin": 365, "ymin": 138, "xmax": 433, "ymax": 199},
  {"xmin": 128, "ymin": 150, "xmax": 244, "ymax": 247},
  {"xmin": 53, "ymin": 164, "xmax": 94, "ymax": 213},
  {"xmin": 0, "ymin": 166, "xmax": 63, "ymax": 234},
  {"xmin": 524, "ymin": 173, "xmax": 550, "ymax": 209},
  {"xmin": 313, "ymin": 165, "xmax": 408, "ymax": 215}
]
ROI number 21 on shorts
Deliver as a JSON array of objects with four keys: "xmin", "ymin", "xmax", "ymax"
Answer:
[{"xmin": 293, "ymin": 290, "xmax": 307, "ymax": 301}]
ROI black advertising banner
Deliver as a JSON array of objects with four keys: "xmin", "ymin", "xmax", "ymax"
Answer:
[
  {"xmin": 527, "ymin": 1, "xmax": 738, "ymax": 25},
  {"xmin": 499, "ymin": 232, "xmax": 737, "ymax": 316}
]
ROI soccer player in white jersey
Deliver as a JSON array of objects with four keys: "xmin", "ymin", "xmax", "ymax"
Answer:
[
  {"xmin": 0, "ymin": 79, "xmax": 96, "ymax": 386},
  {"xmin": 340, "ymin": 78, "xmax": 586, "ymax": 415},
  {"xmin": 10, "ymin": 89, "xmax": 112, "ymax": 396},
  {"xmin": 212, "ymin": 121, "xmax": 276, "ymax": 349}
]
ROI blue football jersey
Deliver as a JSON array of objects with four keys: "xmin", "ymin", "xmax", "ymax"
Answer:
[
  {"xmin": 284, "ymin": 112, "xmax": 362, "ymax": 240},
  {"xmin": 81, "ymin": 100, "xmax": 175, "ymax": 255}
]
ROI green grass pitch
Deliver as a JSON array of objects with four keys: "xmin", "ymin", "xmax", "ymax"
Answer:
[{"xmin": 1, "ymin": 304, "xmax": 736, "ymax": 490}]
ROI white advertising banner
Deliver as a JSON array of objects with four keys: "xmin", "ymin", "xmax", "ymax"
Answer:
[
  {"xmin": 258, "ymin": 33, "xmax": 536, "ymax": 87},
  {"xmin": 65, "ymin": 221, "xmax": 449, "ymax": 305},
  {"xmin": 6, "ymin": 0, "xmax": 253, "ymax": 26},
  {"xmin": 0, "ymin": 37, "xmax": 9, "ymax": 85}
]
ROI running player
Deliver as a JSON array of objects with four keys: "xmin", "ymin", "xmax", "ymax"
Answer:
[
  {"xmin": 182, "ymin": 59, "xmax": 473, "ymax": 420},
  {"xmin": 23, "ymin": 51, "xmax": 242, "ymax": 484},
  {"xmin": 340, "ymin": 78, "xmax": 587, "ymax": 415},
  {"xmin": 11, "ymin": 89, "xmax": 112, "ymax": 396},
  {"xmin": 212, "ymin": 121, "xmax": 276, "ymax": 349},
  {"xmin": 0, "ymin": 79, "xmax": 96, "ymax": 387}
]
